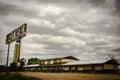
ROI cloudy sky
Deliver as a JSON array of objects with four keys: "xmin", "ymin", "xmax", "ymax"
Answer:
[{"xmin": 0, "ymin": 0, "xmax": 120, "ymax": 65}]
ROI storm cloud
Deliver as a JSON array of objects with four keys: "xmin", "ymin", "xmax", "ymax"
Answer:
[{"xmin": 0, "ymin": 0, "xmax": 120, "ymax": 65}]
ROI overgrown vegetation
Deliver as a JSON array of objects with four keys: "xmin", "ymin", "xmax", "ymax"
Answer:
[
  {"xmin": 0, "ymin": 73, "xmax": 41, "ymax": 80},
  {"xmin": 10, "ymin": 58, "xmax": 26, "ymax": 71},
  {"xmin": 27, "ymin": 57, "xmax": 40, "ymax": 65}
]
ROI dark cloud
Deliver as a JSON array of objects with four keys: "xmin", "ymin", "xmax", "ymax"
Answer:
[
  {"xmin": 0, "ymin": 1, "xmax": 16, "ymax": 15},
  {"xmin": 36, "ymin": 0, "xmax": 82, "ymax": 4},
  {"xmin": 87, "ymin": 0, "xmax": 105, "ymax": 6},
  {"xmin": 36, "ymin": 0, "xmax": 105, "ymax": 6},
  {"xmin": 112, "ymin": 48, "xmax": 120, "ymax": 52},
  {"xmin": 0, "ymin": 1, "xmax": 38, "ymax": 20},
  {"xmin": 115, "ymin": 0, "xmax": 120, "ymax": 16},
  {"xmin": 0, "ymin": 0, "xmax": 120, "ymax": 65}
]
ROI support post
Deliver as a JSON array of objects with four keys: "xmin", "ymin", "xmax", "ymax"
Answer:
[
  {"xmin": 18, "ymin": 39, "xmax": 21, "ymax": 62},
  {"xmin": 6, "ymin": 43, "xmax": 10, "ymax": 66}
]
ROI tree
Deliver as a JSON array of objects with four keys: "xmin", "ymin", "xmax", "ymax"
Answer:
[
  {"xmin": 20, "ymin": 58, "xmax": 26, "ymax": 67},
  {"xmin": 10, "ymin": 62, "xmax": 17, "ymax": 71},
  {"xmin": 19, "ymin": 58, "xmax": 26, "ymax": 71},
  {"xmin": 27, "ymin": 57, "xmax": 40, "ymax": 65}
]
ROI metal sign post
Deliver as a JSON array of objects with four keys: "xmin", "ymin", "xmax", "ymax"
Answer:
[
  {"xmin": 18, "ymin": 39, "xmax": 21, "ymax": 62},
  {"xmin": 6, "ymin": 43, "xmax": 10, "ymax": 66}
]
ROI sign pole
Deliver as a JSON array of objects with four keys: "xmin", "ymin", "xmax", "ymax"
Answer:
[
  {"xmin": 6, "ymin": 43, "xmax": 10, "ymax": 66},
  {"xmin": 18, "ymin": 39, "xmax": 21, "ymax": 62}
]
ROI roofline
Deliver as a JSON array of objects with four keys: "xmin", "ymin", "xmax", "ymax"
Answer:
[
  {"xmin": 40, "ymin": 56, "xmax": 79, "ymax": 61},
  {"xmin": 63, "ymin": 59, "xmax": 120, "ymax": 66},
  {"xmin": 62, "ymin": 63, "xmax": 106, "ymax": 66}
]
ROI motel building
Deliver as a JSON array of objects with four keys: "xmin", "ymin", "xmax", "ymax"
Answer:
[{"xmin": 24, "ymin": 56, "xmax": 119, "ymax": 73}]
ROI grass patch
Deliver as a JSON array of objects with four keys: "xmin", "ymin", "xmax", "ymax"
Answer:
[
  {"xmin": 0, "ymin": 75, "xmax": 7, "ymax": 80},
  {"xmin": 0, "ymin": 72, "xmax": 41, "ymax": 80}
]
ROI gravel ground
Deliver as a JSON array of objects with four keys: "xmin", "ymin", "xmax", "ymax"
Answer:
[{"xmin": 21, "ymin": 72, "xmax": 120, "ymax": 80}]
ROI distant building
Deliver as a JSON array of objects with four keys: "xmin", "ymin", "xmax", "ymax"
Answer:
[
  {"xmin": 39, "ymin": 56, "xmax": 79, "ymax": 65},
  {"xmin": 24, "ymin": 56, "xmax": 119, "ymax": 73}
]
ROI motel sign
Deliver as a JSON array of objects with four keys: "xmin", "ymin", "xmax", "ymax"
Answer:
[
  {"xmin": 6, "ymin": 23, "xmax": 27, "ymax": 66},
  {"xmin": 6, "ymin": 23, "xmax": 27, "ymax": 44}
]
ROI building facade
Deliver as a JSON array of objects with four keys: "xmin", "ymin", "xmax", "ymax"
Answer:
[{"xmin": 24, "ymin": 56, "xmax": 119, "ymax": 73}]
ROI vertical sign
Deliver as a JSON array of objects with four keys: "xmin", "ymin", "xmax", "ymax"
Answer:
[{"xmin": 13, "ymin": 44, "xmax": 19, "ymax": 63}]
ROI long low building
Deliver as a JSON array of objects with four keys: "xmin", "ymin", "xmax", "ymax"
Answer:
[{"xmin": 24, "ymin": 56, "xmax": 119, "ymax": 72}]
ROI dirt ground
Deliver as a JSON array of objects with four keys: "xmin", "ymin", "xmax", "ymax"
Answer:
[{"xmin": 21, "ymin": 72, "xmax": 120, "ymax": 80}]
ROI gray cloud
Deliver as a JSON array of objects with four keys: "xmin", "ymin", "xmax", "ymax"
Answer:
[
  {"xmin": 87, "ymin": 0, "xmax": 105, "ymax": 5},
  {"xmin": 0, "ymin": 0, "xmax": 120, "ymax": 65},
  {"xmin": 115, "ymin": 0, "xmax": 120, "ymax": 16},
  {"xmin": 0, "ymin": 1, "xmax": 16, "ymax": 15}
]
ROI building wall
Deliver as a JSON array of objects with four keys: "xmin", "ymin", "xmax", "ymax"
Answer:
[
  {"xmin": 42, "ymin": 67, "xmax": 47, "ymax": 71},
  {"xmin": 39, "ymin": 58, "xmax": 77, "ymax": 65},
  {"xmin": 30, "ymin": 67, "xmax": 36, "ymax": 71},
  {"xmin": 71, "ymin": 66, "xmax": 76, "ymax": 70},
  {"xmin": 53, "ymin": 59, "xmax": 62, "ymax": 64},
  {"xmin": 77, "ymin": 66, "xmax": 83, "ymax": 71},
  {"xmin": 94, "ymin": 65, "xmax": 103, "ymax": 70},
  {"xmin": 50, "ymin": 60, "xmax": 53, "ymax": 64},
  {"xmin": 62, "ymin": 59, "xmax": 76, "ymax": 63},
  {"xmin": 40, "ymin": 61, "xmax": 45, "ymax": 65},
  {"xmin": 24, "ymin": 64, "xmax": 118, "ymax": 72},
  {"xmin": 63, "ymin": 66, "xmax": 69, "ymax": 71},
  {"xmin": 83, "ymin": 65, "xmax": 92, "ymax": 70},
  {"xmin": 104, "ymin": 64, "xmax": 117, "ymax": 70}
]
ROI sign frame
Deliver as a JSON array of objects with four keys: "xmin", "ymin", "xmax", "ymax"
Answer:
[{"xmin": 6, "ymin": 23, "xmax": 27, "ymax": 44}]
